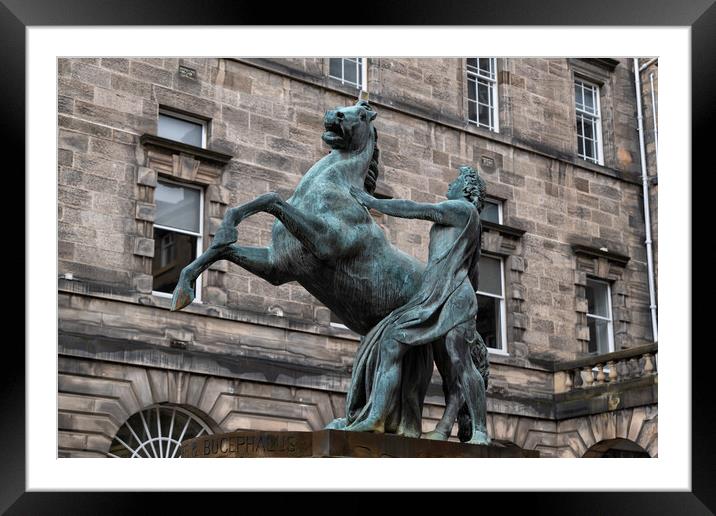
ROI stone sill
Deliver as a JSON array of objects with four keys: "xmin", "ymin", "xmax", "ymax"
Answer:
[
  {"xmin": 58, "ymin": 330, "xmax": 555, "ymax": 420},
  {"xmin": 58, "ymin": 279, "xmax": 560, "ymax": 375},
  {"xmin": 58, "ymin": 278, "xmax": 360, "ymax": 342}
]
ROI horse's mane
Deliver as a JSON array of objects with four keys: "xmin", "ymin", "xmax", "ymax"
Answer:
[
  {"xmin": 355, "ymin": 99, "xmax": 380, "ymax": 195},
  {"xmin": 364, "ymin": 126, "xmax": 380, "ymax": 194}
]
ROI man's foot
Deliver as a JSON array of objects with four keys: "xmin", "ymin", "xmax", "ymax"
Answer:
[
  {"xmin": 344, "ymin": 419, "xmax": 384, "ymax": 433},
  {"xmin": 324, "ymin": 417, "xmax": 347, "ymax": 430},
  {"xmin": 423, "ymin": 429, "xmax": 450, "ymax": 441},
  {"xmin": 466, "ymin": 429, "xmax": 491, "ymax": 446}
]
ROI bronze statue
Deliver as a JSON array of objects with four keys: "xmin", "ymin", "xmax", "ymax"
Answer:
[{"xmin": 171, "ymin": 100, "xmax": 489, "ymax": 443}]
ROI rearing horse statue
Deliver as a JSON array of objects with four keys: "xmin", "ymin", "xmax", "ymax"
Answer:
[{"xmin": 171, "ymin": 100, "xmax": 488, "ymax": 442}]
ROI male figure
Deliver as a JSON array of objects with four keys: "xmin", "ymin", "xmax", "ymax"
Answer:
[{"xmin": 346, "ymin": 165, "xmax": 490, "ymax": 444}]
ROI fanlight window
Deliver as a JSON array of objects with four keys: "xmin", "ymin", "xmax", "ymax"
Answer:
[{"xmin": 108, "ymin": 404, "xmax": 213, "ymax": 458}]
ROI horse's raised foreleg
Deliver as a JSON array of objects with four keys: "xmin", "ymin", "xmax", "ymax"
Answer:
[
  {"xmin": 171, "ymin": 193, "xmax": 289, "ymax": 311},
  {"xmin": 263, "ymin": 194, "xmax": 353, "ymax": 261}
]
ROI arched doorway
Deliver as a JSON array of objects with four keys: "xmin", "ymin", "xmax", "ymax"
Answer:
[
  {"xmin": 108, "ymin": 403, "xmax": 216, "ymax": 458},
  {"xmin": 583, "ymin": 438, "xmax": 651, "ymax": 458}
]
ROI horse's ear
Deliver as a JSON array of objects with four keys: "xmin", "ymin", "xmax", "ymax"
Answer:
[{"xmin": 357, "ymin": 100, "xmax": 377, "ymax": 121}]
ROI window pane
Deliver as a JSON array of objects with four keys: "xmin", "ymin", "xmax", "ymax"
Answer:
[
  {"xmin": 585, "ymin": 138, "xmax": 595, "ymax": 161},
  {"xmin": 586, "ymin": 279, "xmax": 609, "ymax": 317},
  {"xmin": 477, "ymin": 294, "xmax": 501, "ymax": 349},
  {"xmin": 155, "ymin": 181, "xmax": 201, "ymax": 233},
  {"xmin": 477, "ymin": 81, "xmax": 489, "ymax": 105},
  {"xmin": 478, "ymin": 58, "xmax": 493, "ymax": 77},
  {"xmin": 575, "ymin": 83, "xmax": 583, "ymax": 109},
  {"xmin": 467, "ymin": 78, "xmax": 477, "ymax": 102},
  {"xmin": 584, "ymin": 86, "xmax": 595, "ymax": 112},
  {"xmin": 577, "ymin": 135, "xmax": 584, "ymax": 157},
  {"xmin": 468, "ymin": 100, "xmax": 477, "ymax": 123},
  {"xmin": 344, "ymin": 61, "xmax": 357, "ymax": 85},
  {"xmin": 478, "ymin": 103, "xmax": 490, "ymax": 128},
  {"xmin": 587, "ymin": 317, "xmax": 611, "ymax": 354},
  {"xmin": 477, "ymin": 255, "xmax": 502, "ymax": 296},
  {"xmin": 467, "ymin": 58, "xmax": 478, "ymax": 71},
  {"xmin": 583, "ymin": 118, "xmax": 594, "ymax": 140},
  {"xmin": 481, "ymin": 200, "xmax": 500, "ymax": 223},
  {"xmin": 158, "ymin": 113, "xmax": 203, "ymax": 147},
  {"xmin": 329, "ymin": 58, "xmax": 342, "ymax": 78},
  {"xmin": 152, "ymin": 227, "xmax": 197, "ymax": 294}
]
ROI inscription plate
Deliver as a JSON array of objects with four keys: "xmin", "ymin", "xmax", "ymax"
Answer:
[
  {"xmin": 181, "ymin": 431, "xmax": 313, "ymax": 458},
  {"xmin": 180, "ymin": 430, "xmax": 540, "ymax": 458}
]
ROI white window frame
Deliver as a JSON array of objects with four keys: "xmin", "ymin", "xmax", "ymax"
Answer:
[
  {"xmin": 585, "ymin": 277, "xmax": 615, "ymax": 354},
  {"xmin": 158, "ymin": 108, "xmax": 208, "ymax": 149},
  {"xmin": 328, "ymin": 58, "xmax": 367, "ymax": 91},
  {"xmin": 574, "ymin": 77, "xmax": 604, "ymax": 165},
  {"xmin": 481, "ymin": 197, "xmax": 503, "ymax": 224},
  {"xmin": 476, "ymin": 253, "xmax": 508, "ymax": 355},
  {"xmin": 152, "ymin": 177, "xmax": 204, "ymax": 303},
  {"xmin": 466, "ymin": 58, "xmax": 499, "ymax": 133}
]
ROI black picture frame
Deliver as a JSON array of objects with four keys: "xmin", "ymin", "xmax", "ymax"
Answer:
[{"xmin": 4, "ymin": 0, "xmax": 712, "ymax": 512}]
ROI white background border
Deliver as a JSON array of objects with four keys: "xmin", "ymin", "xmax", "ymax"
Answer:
[{"xmin": 28, "ymin": 26, "xmax": 690, "ymax": 490}]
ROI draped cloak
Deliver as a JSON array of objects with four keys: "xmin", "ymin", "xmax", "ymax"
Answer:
[{"xmin": 344, "ymin": 204, "xmax": 482, "ymax": 436}]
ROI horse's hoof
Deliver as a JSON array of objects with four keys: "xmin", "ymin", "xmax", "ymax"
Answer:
[
  {"xmin": 171, "ymin": 282, "xmax": 195, "ymax": 311},
  {"xmin": 423, "ymin": 430, "xmax": 449, "ymax": 441}
]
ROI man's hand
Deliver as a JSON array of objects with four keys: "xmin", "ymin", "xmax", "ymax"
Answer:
[{"xmin": 349, "ymin": 185, "xmax": 375, "ymax": 209}]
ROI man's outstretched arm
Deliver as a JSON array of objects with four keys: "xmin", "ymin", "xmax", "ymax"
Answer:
[{"xmin": 350, "ymin": 186, "xmax": 467, "ymax": 227}]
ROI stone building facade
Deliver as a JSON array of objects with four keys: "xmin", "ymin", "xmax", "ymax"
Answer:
[{"xmin": 57, "ymin": 57, "xmax": 658, "ymax": 458}]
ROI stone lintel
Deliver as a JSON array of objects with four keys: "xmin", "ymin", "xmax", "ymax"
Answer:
[{"xmin": 140, "ymin": 134, "xmax": 233, "ymax": 165}]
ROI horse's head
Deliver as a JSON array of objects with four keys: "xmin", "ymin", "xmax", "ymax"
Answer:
[{"xmin": 322, "ymin": 100, "xmax": 377, "ymax": 152}]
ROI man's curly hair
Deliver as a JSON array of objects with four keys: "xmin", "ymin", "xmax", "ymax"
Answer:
[{"xmin": 458, "ymin": 165, "xmax": 487, "ymax": 212}]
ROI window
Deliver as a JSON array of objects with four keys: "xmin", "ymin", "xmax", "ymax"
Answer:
[
  {"xmin": 574, "ymin": 78, "xmax": 603, "ymax": 165},
  {"xmin": 585, "ymin": 278, "xmax": 614, "ymax": 354},
  {"xmin": 480, "ymin": 198, "xmax": 503, "ymax": 224},
  {"xmin": 158, "ymin": 110, "xmax": 207, "ymax": 148},
  {"xmin": 152, "ymin": 179, "xmax": 203, "ymax": 299},
  {"xmin": 108, "ymin": 404, "xmax": 213, "ymax": 458},
  {"xmin": 467, "ymin": 58, "xmax": 499, "ymax": 132},
  {"xmin": 329, "ymin": 58, "xmax": 366, "ymax": 90},
  {"xmin": 476, "ymin": 254, "xmax": 507, "ymax": 353}
]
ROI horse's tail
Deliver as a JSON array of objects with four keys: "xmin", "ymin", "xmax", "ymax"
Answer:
[
  {"xmin": 457, "ymin": 330, "xmax": 490, "ymax": 442},
  {"xmin": 364, "ymin": 126, "xmax": 380, "ymax": 194}
]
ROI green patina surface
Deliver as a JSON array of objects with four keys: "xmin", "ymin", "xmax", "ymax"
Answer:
[{"xmin": 172, "ymin": 101, "xmax": 490, "ymax": 444}]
